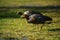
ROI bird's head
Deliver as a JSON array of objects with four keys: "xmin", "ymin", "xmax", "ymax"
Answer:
[
  {"xmin": 17, "ymin": 12, "xmax": 23, "ymax": 15},
  {"xmin": 20, "ymin": 11, "xmax": 31, "ymax": 18}
]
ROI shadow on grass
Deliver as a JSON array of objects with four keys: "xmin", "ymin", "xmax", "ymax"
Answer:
[
  {"xmin": 4, "ymin": 38, "xmax": 19, "ymax": 40},
  {"xmin": 0, "ymin": 5, "xmax": 60, "ymax": 9},
  {"xmin": 0, "ymin": 12, "xmax": 21, "ymax": 19},
  {"xmin": 0, "ymin": 5, "xmax": 60, "ymax": 19},
  {"xmin": 48, "ymin": 28, "xmax": 60, "ymax": 31}
]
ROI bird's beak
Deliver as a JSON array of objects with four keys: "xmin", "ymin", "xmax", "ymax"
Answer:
[{"xmin": 21, "ymin": 14, "xmax": 25, "ymax": 18}]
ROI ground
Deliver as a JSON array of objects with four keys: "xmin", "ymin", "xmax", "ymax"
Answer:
[{"xmin": 0, "ymin": 0, "xmax": 60, "ymax": 40}]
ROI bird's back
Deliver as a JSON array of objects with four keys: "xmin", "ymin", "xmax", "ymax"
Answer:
[
  {"xmin": 27, "ymin": 14, "xmax": 44, "ymax": 24},
  {"xmin": 27, "ymin": 14, "xmax": 52, "ymax": 24}
]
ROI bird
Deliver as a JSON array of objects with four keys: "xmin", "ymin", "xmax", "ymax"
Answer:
[{"xmin": 17, "ymin": 10, "xmax": 52, "ymax": 31}]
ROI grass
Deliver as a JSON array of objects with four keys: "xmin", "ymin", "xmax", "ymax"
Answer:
[
  {"xmin": 0, "ymin": 0, "xmax": 60, "ymax": 40},
  {"xmin": 0, "ymin": 0, "xmax": 60, "ymax": 7},
  {"xmin": 0, "ymin": 8, "xmax": 60, "ymax": 40}
]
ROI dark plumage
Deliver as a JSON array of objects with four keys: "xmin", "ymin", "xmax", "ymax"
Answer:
[
  {"xmin": 17, "ymin": 10, "xmax": 52, "ymax": 30},
  {"xmin": 27, "ymin": 14, "xmax": 52, "ymax": 24},
  {"xmin": 17, "ymin": 12, "xmax": 23, "ymax": 15}
]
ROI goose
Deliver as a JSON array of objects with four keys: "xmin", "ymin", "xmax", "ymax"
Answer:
[{"xmin": 17, "ymin": 10, "xmax": 52, "ymax": 31}]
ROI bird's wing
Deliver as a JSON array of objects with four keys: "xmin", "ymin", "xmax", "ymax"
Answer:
[{"xmin": 27, "ymin": 15, "xmax": 36, "ymax": 22}]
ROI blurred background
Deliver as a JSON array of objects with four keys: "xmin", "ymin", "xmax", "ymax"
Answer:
[{"xmin": 0, "ymin": 0, "xmax": 60, "ymax": 40}]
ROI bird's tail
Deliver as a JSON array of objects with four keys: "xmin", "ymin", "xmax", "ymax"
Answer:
[{"xmin": 43, "ymin": 16, "xmax": 52, "ymax": 21}]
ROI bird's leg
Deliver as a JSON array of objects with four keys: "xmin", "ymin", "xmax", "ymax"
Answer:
[
  {"xmin": 36, "ymin": 24, "xmax": 41, "ymax": 31},
  {"xmin": 40, "ymin": 23, "xmax": 45, "ymax": 30},
  {"xmin": 35, "ymin": 24, "xmax": 38, "ymax": 31},
  {"xmin": 34, "ymin": 24, "xmax": 39, "ymax": 32},
  {"xmin": 35, "ymin": 24, "xmax": 45, "ymax": 31},
  {"xmin": 36, "ymin": 23, "xmax": 45, "ymax": 31},
  {"xmin": 37, "ymin": 24, "xmax": 40, "ymax": 31}
]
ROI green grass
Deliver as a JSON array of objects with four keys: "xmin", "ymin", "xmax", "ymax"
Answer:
[
  {"xmin": 0, "ymin": 0, "xmax": 60, "ymax": 7},
  {"xmin": 0, "ymin": 8, "xmax": 60, "ymax": 40},
  {"xmin": 0, "ymin": 0, "xmax": 60, "ymax": 40}
]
